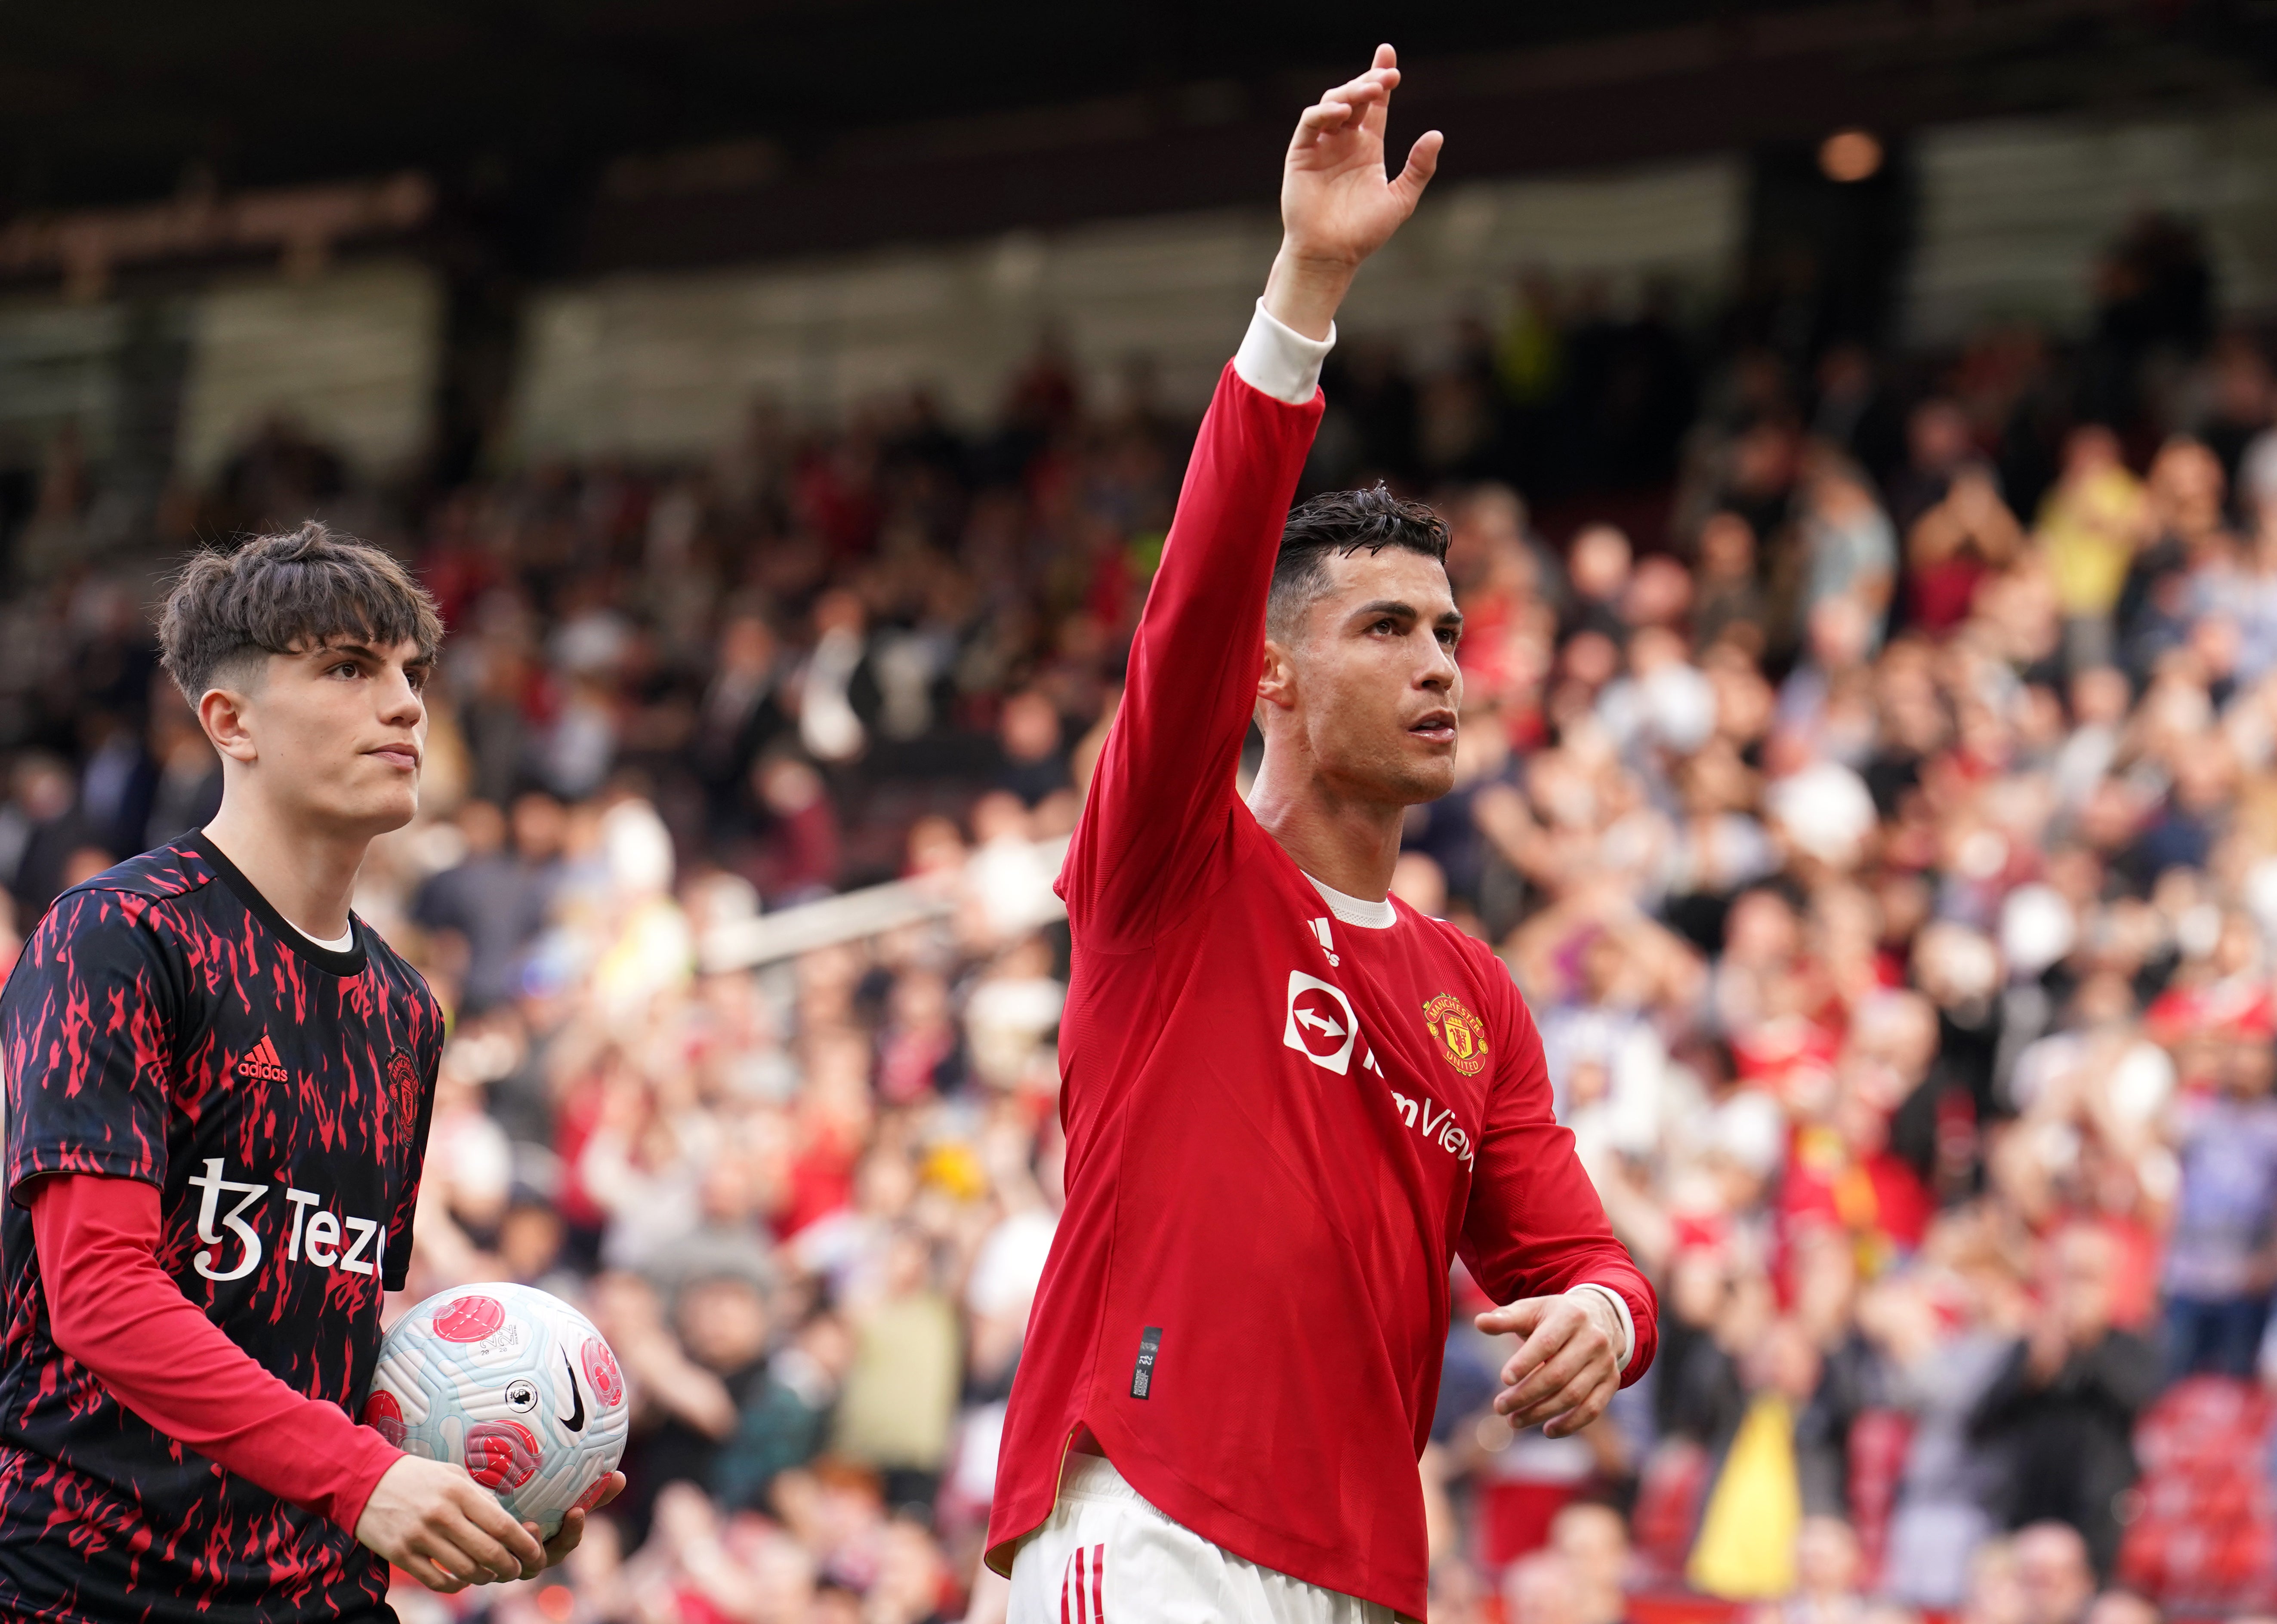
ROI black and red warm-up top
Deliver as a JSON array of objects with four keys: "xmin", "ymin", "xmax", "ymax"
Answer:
[{"xmin": 0, "ymin": 837, "xmax": 437, "ymax": 1623}]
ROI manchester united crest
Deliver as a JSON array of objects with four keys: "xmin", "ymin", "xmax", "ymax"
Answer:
[
  {"xmin": 1422, "ymin": 993, "xmax": 1489, "ymax": 1076},
  {"xmin": 387, "ymin": 1049, "xmax": 421, "ymax": 1146}
]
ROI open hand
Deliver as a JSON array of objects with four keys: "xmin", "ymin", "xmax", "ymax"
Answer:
[
  {"xmin": 1265, "ymin": 43, "xmax": 1443, "ymax": 337},
  {"xmin": 1476, "ymin": 1290, "xmax": 1625, "ymax": 1439}
]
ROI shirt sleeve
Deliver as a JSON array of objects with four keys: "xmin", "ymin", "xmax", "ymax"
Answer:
[
  {"xmin": 1457, "ymin": 981, "xmax": 1658, "ymax": 1384},
  {"xmin": 30, "ymin": 1172, "xmax": 401, "ymax": 1534},
  {"xmin": 1058, "ymin": 305, "xmax": 1329, "ymax": 944},
  {"xmin": 2, "ymin": 887, "xmax": 179, "ymax": 1199},
  {"xmin": 1232, "ymin": 299, "xmax": 1336, "ymax": 405}
]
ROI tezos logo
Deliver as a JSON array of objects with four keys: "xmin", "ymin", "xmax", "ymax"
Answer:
[{"xmin": 1283, "ymin": 971, "xmax": 1358, "ymax": 1075}]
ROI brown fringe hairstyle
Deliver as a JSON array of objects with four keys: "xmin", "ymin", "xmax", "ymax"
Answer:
[{"xmin": 158, "ymin": 522, "xmax": 444, "ymax": 700}]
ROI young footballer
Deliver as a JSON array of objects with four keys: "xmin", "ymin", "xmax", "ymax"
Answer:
[{"xmin": 0, "ymin": 525, "xmax": 620, "ymax": 1620}]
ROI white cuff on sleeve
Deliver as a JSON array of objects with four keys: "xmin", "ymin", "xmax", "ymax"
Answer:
[
  {"xmin": 1232, "ymin": 298, "xmax": 1335, "ymax": 406},
  {"xmin": 1571, "ymin": 1283, "xmax": 1637, "ymax": 1374}
]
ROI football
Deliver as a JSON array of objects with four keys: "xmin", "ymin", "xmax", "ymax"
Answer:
[{"xmin": 364, "ymin": 1282, "xmax": 629, "ymax": 1538}]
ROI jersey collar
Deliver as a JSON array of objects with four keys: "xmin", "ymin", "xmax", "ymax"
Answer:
[
  {"xmin": 1305, "ymin": 873, "xmax": 1397, "ymax": 931},
  {"xmin": 182, "ymin": 832, "xmax": 369, "ymax": 977}
]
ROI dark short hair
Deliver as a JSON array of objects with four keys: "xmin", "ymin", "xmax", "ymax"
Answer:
[
  {"xmin": 1267, "ymin": 484, "xmax": 1451, "ymax": 642},
  {"xmin": 158, "ymin": 521, "xmax": 444, "ymax": 700}
]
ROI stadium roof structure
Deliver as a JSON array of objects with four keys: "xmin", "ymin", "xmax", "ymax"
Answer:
[{"xmin": 8, "ymin": 0, "xmax": 2277, "ymax": 279}]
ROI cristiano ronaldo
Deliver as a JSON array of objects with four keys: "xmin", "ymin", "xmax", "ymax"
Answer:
[{"xmin": 987, "ymin": 45, "xmax": 1658, "ymax": 1624}]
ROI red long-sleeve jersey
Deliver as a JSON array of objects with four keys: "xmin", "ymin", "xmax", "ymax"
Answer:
[{"xmin": 984, "ymin": 352, "xmax": 1657, "ymax": 1617}]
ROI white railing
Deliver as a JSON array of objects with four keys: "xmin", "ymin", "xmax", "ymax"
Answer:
[{"xmin": 698, "ymin": 835, "xmax": 1071, "ymax": 971}]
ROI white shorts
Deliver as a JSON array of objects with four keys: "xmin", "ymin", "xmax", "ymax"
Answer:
[{"xmin": 1005, "ymin": 1453, "xmax": 1403, "ymax": 1624}]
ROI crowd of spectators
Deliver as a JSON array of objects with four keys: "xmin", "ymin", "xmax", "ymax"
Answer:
[{"xmin": 6, "ymin": 212, "xmax": 2277, "ymax": 1623}]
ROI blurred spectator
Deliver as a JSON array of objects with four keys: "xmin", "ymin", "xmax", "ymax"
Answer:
[
  {"xmin": 2160, "ymin": 1035, "xmax": 2277, "ymax": 1377},
  {"xmin": 0, "ymin": 753, "xmax": 92, "ymax": 918},
  {"xmin": 411, "ymin": 795, "xmax": 564, "ymax": 1014},
  {"xmin": 75, "ymin": 709, "xmax": 151, "ymax": 858},
  {"xmin": 2201, "ymin": 336, "xmax": 2273, "ymax": 501},
  {"xmin": 714, "ymin": 1311, "xmax": 854, "ymax": 1513},
  {"xmin": 2014, "ymin": 1521, "xmax": 2099, "ymax": 1624},
  {"xmin": 1687, "ymin": 1317, "xmax": 1821, "ymax": 1599},
  {"xmin": 1567, "ymin": 525, "xmax": 1635, "ymax": 647},
  {"xmin": 1972, "ymin": 1230, "xmax": 2161, "ymax": 1578},
  {"xmin": 798, "ymin": 589, "xmax": 870, "ymax": 765},
  {"xmin": 1783, "ymin": 1516, "xmax": 1867, "ymax": 1624},
  {"xmin": 1505, "ymin": 1548, "xmax": 1585, "ymax": 1624},
  {"xmin": 830, "ymin": 1229, "xmax": 959, "ymax": 1515},
  {"xmin": 1964, "ymin": 1538, "xmax": 2030, "ymax": 1624},
  {"xmin": 1794, "ymin": 453, "xmax": 1897, "ymax": 651},
  {"xmin": 1906, "ymin": 466, "xmax": 2023, "ymax": 637},
  {"xmin": 1550, "ymin": 1502, "xmax": 1634, "ymax": 1624},
  {"xmin": 994, "ymin": 690, "xmax": 1069, "ymax": 807},
  {"xmin": 693, "ymin": 610, "xmax": 788, "ymax": 842},
  {"xmin": 2118, "ymin": 437, "xmax": 2231, "ymax": 681},
  {"xmin": 143, "ymin": 703, "xmax": 222, "ymax": 849},
  {"xmin": 1882, "ymin": 1235, "xmax": 2022, "ymax": 1593},
  {"xmin": 1693, "ymin": 512, "xmax": 1770, "ymax": 656},
  {"xmin": 1886, "ymin": 399, "xmax": 1977, "ymax": 538},
  {"xmin": 2038, "ymin": 426, "xmax": 2147, "ymax": 671}
]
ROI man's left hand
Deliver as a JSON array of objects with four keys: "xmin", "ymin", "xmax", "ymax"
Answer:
[
  {"xmin": 1476, "ymin": 1291, "xmax": 1624, "ymax": 1438},
  {"xmin": 523, "ymin": 1472, "xmax": 626, "ymax": 1571}
]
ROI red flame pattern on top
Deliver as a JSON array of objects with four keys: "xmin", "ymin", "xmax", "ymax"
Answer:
[{"xmin": 0, "ymin": 838, "xmax": 441, "ymax": 1621}]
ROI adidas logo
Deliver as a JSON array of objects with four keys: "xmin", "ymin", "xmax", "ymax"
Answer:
[{"xmin": 237, "ymin": 1035, "xmax": 290, "ymax": 1084}]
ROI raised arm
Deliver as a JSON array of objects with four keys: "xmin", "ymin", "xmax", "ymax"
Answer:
[{"xmin": 1060, "ymin": 46, "xmax": 1441, "ymax": 941}]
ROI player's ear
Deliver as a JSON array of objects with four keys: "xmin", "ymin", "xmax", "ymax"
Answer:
[
  {"xmin": 1257, "ymin": 637, "xmax": 1299, "ymax": 714},
  {"xmin": 198, "ymin": 684, "xmax": 259, "ymax": 765}
]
